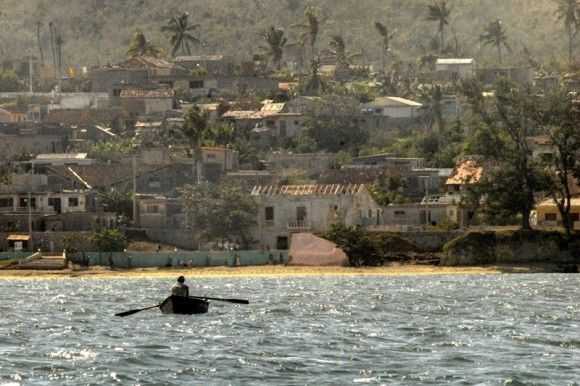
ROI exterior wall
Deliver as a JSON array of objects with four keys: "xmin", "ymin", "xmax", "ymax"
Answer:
[
  {"xmin": 144, "ymin": 98, "xmax": 174, "ymax": 114},
  {"xmin": 381, "ymin": 106, "xmax": 419, "ymax": 119},
  {"xmin": 382, "ymin": 204, "xmax": 458, "ymax": 227},
  {"xmin": 536, "ymin": 204, "xmax": 580, "ymax": 230},
  {"xmin": 0, "ymin": 192, "xmax": 88, "ymax": 215},
  {"xmin": 435, "ymin": 63, "xmax": 476, "ymax": 79},
  {"xmin": 69, "ymin": 250, "xmax": 289, "ymax": 268},
  {"xmin": 0, "ymin": 134, "xmax": 66, "ymax": 160},
  {"xmin": 253, "ymin": 191, "xmax": 382, "ymax": 249}
]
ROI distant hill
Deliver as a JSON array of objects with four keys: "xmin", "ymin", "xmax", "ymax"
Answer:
[{"xmin": 0, "ymin": 0, "xmax": 568, "ymax": 69}]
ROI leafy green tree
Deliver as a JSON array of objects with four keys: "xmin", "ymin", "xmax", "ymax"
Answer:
[
  {"xmin": 555, "ymin": 0, "xmax": 580, "ymax": 64},
  {"xmin": 127, "ymin": 31, "xmax": 162, "ymax": 57},
  {"xmin": 481, "ymin": 19, "xmax": 510, "ymax": 64},
  {"xmin": 180, "ymin": 182, "xmax": 258, "ymax": 248},
  {"xmin": 260, "ymin": 26, "xmax": 287, "ymax": 70},
  {"xmin": 97, "ymin": 190, "xmax": 133, "ymax": 221},
  {"xmin": 426, "ymin": 0, "xmax": 451, "ymax": 54},
  {"xmin": 418, "ymin": 84, "xmax": 445, "ymax": 133},
  {"xmin": 484, "ymin": 81, "xmax": 544, "ymax": 229},
  {"xmin": 0, "ymin": 69, "xmax": 23, "ymax": 92},
  {"xmin": 91, "ymin": 229, "xmax": 128, "ymax": 252},
  {"xmin": 537, "ymin": 87, "xmax": 580, "ymax": 237},
  {"xmin": 324, "ymin": 224, "xmax": 382, "ymax": 267},
  {"xmin": 88, "ymin": 139, "xmax": 135, "ymax": 162},
  {"xmin": 304, "ymin": 96, "xmax": 368, "ymax": 153},
  {"xmin": 175, "ymin": 106, "xmax": 210, "ymax": 184},
  {"xmin": 161, "ymin": 12, "xmax": 201, "ymax": 57}
]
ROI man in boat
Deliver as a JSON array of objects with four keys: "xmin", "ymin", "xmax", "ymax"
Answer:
[{"xmin": 171, "ymin": 276, "xmax": 189, "ymax": 297}]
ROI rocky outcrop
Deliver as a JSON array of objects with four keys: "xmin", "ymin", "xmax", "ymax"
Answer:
[{"xmin": 442, "ymin": 231, "xmax": 580, "ymax": 266}]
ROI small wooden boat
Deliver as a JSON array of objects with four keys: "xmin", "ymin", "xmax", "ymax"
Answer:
[{"xmin": 159, "ymin": 295, "xmax": 209, "ymax": 315}]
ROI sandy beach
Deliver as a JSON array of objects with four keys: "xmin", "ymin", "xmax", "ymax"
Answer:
[{"xmin": 0, "ymin": 263, "xmax": 555, "ymax": 280}]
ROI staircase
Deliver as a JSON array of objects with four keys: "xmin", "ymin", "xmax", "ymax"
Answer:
[{"xmin": 13, "ymin": 254, "xmax": 67, "ymax": 270}]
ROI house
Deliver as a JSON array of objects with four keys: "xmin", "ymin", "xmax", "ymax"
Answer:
[
  {"xmin": 0, "ymin": 123, "xmax": 69, "ymax": 160},
  {"xmin": 0, "ymin": 107, "xmax": 26, "ymax": 123},
  {"xmin": 535, "ymin": 197, "xmax": 580, "ymax": 230},
  {"xmin": 174, "ymin": 55, "xmax": 234, "ymax": 77},
  {"xmin": 362, "ymin": 97, "xmax": 423, "ymax": 119},
  {"xmin": 446, "ymin": 158, "xmax": 484, "ymax": 193},
  {"xmin": 381, "ymin": 200, "xmax": 459, "ymax": 229},
  {"xmin": 119, "ymin": 86, "xmax": 176, "ymax": 116},
  {"xmin": 136, "ymin": 194, "xmax": 184, "ymax": 229},
  {"xmin": 435, "ymin": 58, "xmax": 476, "ymax": 81},
  {"xmin": 0, "ymin": 190, "xmax": 100, "ymax": 233},
  {"xmin": 251, "ymin": 184, "xmax": 382, "ymax": 250}
]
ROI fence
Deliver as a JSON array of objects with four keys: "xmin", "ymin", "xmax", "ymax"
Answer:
[{"xmin": 69, "ymin": 250, "xmax": 289, "ymax": 268}]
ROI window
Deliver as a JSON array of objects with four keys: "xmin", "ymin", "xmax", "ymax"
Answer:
[
  {"xmin": 190, "ymin": 80, "xmax": 204, "ymax": 89},
  {"xmin": 206, "ymin": 153, "xmax": 217, "ymax": 160},
  {"xmin": 572, "ymin": 213, "xmax": 580, "ymax": 222},
  {"xmin": 68, "ymin": 197, "xmax": 79, "ymax": 207},
  {"xmin": 265, "ymin": 207, "xmax": 274, "ymax": 221},
  {"xmin": 147, "ymin": 205, "xmax": 160, "ymax": 214},
  {"xmin": 296, "ymin": 206, "xmax": 307, "ymax": 222},
  {"xmin": 148, "ymin": 177, "xmax": 161, "ymax": 188},
  {"xmin": 394, "ymin": 210, "xmax": 406, "ymax": 216},
  {"xmin": 0, "ymin": 198, "xmax": 13, "ymax": 208},
  {"xmin": 19, "ymin": 197, "xmax": 36, "ymax": 208},
  {"xmin": 545, "ymin": 213, "xmax": 557, "ymax": 222}
]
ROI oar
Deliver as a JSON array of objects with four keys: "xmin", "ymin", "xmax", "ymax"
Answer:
[
  {"xmin": 115, "ymin": 304, "xmax": 160, "ymax": 317},
  {"xmin": 190, "ymin": 296, "xmax": 249, "ymax": 305}
]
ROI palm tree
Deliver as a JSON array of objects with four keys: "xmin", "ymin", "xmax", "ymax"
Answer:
[
  {"xmin": 419, "ymin": 84, "xmax": 444, "ymax": 133},
  {"xmin": 292, "ymin": 6, "xmax": 320, "ymax": 59},
  {"xmin": 127, "ymin": 31, "xmax": 162, "ymax": 57},
  {"xmin": 481, "ymin": 20, "xmax": 510, "ymax": 64},
  {"xmin": 260, "ymin": 26, "xmax": 287, "ymax": 70},
  {"xmin": 426, "ymin": 1, "xmax": 451, "ymax": 54},
  {"xmin": 555, "ymin": 0, "xmax": 580, "ymax": 64},
  {"xmin": 375, "ymin": 22, "xmax": 396, "ymax": 73},
  {"xmin": 161, "ymin": 12, "xmax": 201, "ymax": 57},
  {"xmin": 327, "ymin": 35, "xmax": 361, "ymax": 70},
  {"xmin": 178, "ymin": 106, "xmax": 210, "ymax": 185}
]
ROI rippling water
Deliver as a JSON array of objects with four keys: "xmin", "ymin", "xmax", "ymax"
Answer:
[{"xmin": 1, "ymin": 275, "xmax": 580, "ymax": 385}]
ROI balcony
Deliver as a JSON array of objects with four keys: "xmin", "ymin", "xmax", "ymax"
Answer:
[{"xmin": 287, "ymin": 220, "xmax": 312, "ymax": 233}]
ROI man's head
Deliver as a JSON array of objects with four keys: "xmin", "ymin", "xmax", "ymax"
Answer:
[{"xmin": 177, "ymin": 276, "xmax": 185, "ymax": 283}]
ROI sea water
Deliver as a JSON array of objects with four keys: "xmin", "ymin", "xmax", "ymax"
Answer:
[{"xmin": 0, "ymin": 275, "xmax": 579, "ymax": 385}]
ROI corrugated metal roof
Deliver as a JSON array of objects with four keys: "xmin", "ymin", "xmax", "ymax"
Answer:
[
  {"xmin": 436, "ymin": 58, "xmax": 475, "ymax": 65},
  {"xmin": 251, "ymin": 184, "xmax": 365, "ymax": 196}
]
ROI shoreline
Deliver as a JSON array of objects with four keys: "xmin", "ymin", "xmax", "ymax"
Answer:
[{"xmin": 0, "ymin": 263, "xmax": 562, "ymax": 280}]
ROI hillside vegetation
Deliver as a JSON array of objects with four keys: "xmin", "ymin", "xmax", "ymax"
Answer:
[{"xmin": 0, "ymin": 0, "xmax": 570, "ymax": 68}]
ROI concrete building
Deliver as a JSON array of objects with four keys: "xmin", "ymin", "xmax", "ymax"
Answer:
[
  {"xmin": 435, "ymin": 58, "xmax": 476, "ymax": 80},
  {"xmin": 362, "ymin": 97, "xmax": 423, "ymax": 119},
  {"xmin": 251, "ymin": 184, "xmax": 381, "ymax": 250}
]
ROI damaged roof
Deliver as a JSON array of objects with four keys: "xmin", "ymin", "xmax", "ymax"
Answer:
[
  {"xmin": 251, "ymin": 184, "xmax": 366, "ymax": 196},
  {"xmin": 446, "ymin": 159, "xmax": 484, "ymax": 185}
]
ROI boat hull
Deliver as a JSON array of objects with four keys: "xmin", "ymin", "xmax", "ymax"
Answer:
[{"xmin": 159, "ymin": 295, "xmax": 209, "ymax": 315}]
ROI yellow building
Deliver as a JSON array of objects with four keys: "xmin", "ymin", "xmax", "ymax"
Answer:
[{"xmin": 535, "ymin": 197, "xmax": 580, "ymax": 230}]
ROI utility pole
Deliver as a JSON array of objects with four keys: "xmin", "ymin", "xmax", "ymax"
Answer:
[
  {"xmin": 28, "ymin": 56, "xmax": 33, "ymax": 94},
  {"xmin": 28, "ymin": 192, "xmax": 33, "ymax": 251},
  {"xmin": 132, "ymin": 155, "xmax": 138, "ymax": 227}
]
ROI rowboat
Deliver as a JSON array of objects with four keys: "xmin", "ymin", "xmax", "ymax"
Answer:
[{"xmin": 159, "ymin": 295, "xmax": 210, "ymax": 315}]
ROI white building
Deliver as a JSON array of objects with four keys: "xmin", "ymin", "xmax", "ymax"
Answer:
[
  {"xmin": 251, "ymin": 184, "xmax": 382, "ymax": 250},
  {"xmin": 435, "ymin": 58, "xmax": 476, "ymax": 80},
  {"xmin": 362, "ymin": 97, "xmax": 423, "ymax": 119}
]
